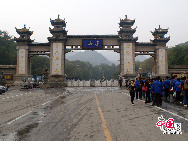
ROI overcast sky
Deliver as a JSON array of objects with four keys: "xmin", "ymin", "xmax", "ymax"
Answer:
[{"xmin": 1, "ymin": 0, "xmax": 188, "ymax": 47}]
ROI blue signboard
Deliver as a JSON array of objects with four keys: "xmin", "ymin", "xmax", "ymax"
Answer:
[{"xmin": 82, "ymin": 39, "xmax": 103, "ymax": 49}]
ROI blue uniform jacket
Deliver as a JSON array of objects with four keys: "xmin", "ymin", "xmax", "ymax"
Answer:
[
  {"xmin": 172, "ymin": 79, "xmax": 177, "ymax": 89},
  {"xmin": 151, "ymin": 80, "xmax": 162, "ymax": 93},
  {"xmin": 174, "ymin": 81, "xmax": 182, "ymax": 92},
  {"xmin": 135, "ymin": 80, "xmax": 140, "ymax": 89},
  {"xmin": 163, "ymin": 79, "xmax": 171, "ymax": 89}
]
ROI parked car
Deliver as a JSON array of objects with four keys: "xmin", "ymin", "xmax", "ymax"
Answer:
[{"xmin": 0, "ymin": 86, "xmax": 7, "ymax": 94}]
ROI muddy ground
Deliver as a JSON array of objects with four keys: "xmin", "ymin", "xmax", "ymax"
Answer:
[{"xmin": 0, "ymin": 87, "xmax": 187, "ymax": 141}]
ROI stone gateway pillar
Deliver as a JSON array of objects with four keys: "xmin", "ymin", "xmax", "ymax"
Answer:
[
  {"xmin": 14, "ymin": 25, "xmax": 33, "ymax": 84},
  {"xmin": 50, "ymin": 42, "xmax": 65, "ymax": 75},
  {"xmin": 119, "ymin": 15, "xmax": 137, "ymax": 77},
  {"xmin": 121, "ymin": 43, "xmax": 135, "ymax": 76},
  {"xmin": 151, "ymin": 25, "xmax": 170, "ymax": 77},
  {"xmin": 17, "ymin": 47, "xmax": 29, "ymax": 75},
  {"xmin": 156, "ymin": 47, "xmax": 168, "ymax": 75},
  {"xmin": 48, "ymin": 15, "xmax": 67, "ymax": 86}
]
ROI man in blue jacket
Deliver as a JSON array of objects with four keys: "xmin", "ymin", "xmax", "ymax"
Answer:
[
  {"xmin": 174, "ymin": 78, "xmax": 182, "ymax": 103},
  {"xmin": 163, "ymin": 76, "xmax": 171, "ymax": 100},
  {"xmin": 151, "ymin": 76, "xmax": 162, "ymax": 106},
  {"xmin": 135, "ymin": 78, "xmax": 141, "ymax": 99},
  {"xmin": 172, "ymin": 76, "xmax": 177, "ymax": 91}
]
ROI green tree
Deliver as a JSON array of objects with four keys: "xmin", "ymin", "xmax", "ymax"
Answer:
[
  {"xmin": 135, "ymin": 61, "xmax": 142, "ymax": 73},
  {"xmin": 31, "ymin": 56, "xmax": 50, "ymax": 78},
  {"xmin": 0, "ymin": 30, "xmax": 17, "ymax": 65},
  {"xmin": 168, "ymin": 45, "xmax": 188, "ymax": 65},
  {"xmin": 139, "ymin": 57, "xmax": 154, "ymax": 73}
]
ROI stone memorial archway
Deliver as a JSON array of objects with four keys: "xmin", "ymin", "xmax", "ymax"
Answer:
[{"xmin": 14, "ymin": 15, "xmax": 170, "ymax": 86}]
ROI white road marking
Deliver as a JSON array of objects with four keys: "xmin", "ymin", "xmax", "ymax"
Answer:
[
  {"xmin": 2, "ymin": 98, "xmax": 5, "ymax": 100},
  {"xmin": 16, "ymin": 95, "xmax": 18, "ymax": 96},
  {"xmin": 124, "ymin": 92, "xmax": 188, "ymax": 122},
  {"xmin": 42, "ymin": 101, "xmax": 50, "ymax": 106},
  {"xmin": 11, "ymin": 96, "xmax": 14, "ymax": 98},
  {"xmin": 7, "ymin": 111, "xmax": 32, "ymax": 125},
  {"xmin": 20, "ymin": 94, "xmax": 22, "ymax": 96},
  {"xmin": 155, "ymin": 106, "xmax": 188, "ymax": 122},
  {"xmin": 7, "ymin": 97, "xmax": 9, "ymax": 99}
]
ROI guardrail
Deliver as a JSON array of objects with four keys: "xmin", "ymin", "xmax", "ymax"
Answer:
[{"xmin": 66, "ymin": 79, "xmax": 118, "ymax": 87}]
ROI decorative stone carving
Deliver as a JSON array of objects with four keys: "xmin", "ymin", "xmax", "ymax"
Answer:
[
  {"xmin": 159, "ymin": 49, "xmax": 166, "ymax": 74},
  {"xmin": 19, "ymin": 49, "xmax": 25, "ymax": 74},
  {"xmin": 123, "ymin": 43, "xmax": 133, "ymax": 74},
  {"xmin": 52, "ymin": 43, "xmax": 62, "ymax": 75}
]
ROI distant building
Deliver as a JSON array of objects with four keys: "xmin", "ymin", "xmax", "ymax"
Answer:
[
  {"xmin": 0, "ymin": 65, "xmax": 16, "ymax": 85},
  {"xmin": 168, "ymin": 65, "xmax": 188, "ymax": 78}
]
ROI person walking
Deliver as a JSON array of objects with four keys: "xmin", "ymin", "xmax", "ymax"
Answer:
[
  {"xmin": 163, "ymin": 76, "xmax": 171, "ymax": 100},
  {"xmin": 140, "ymin": 78, "xmax": 145, "ymax": 99},
  {"xmin": 174, "ymin": 78, "xmax": 182, "ymax": 103},
  {"xmin": 144, "ymin": 79, "xmax": 151, "ymax": 103},
  {"xmin": 181, "ymin": 77, "xmax": 188, "ymax": 107},
  {"xmin": 135, "ymin": 78, "xmax": 140, "ymax": 99},
  {"xmin": 129, "ymin": 80, "xmax": 136, "ymax": 105},
  {"xmin": 172, "ymin": 76, "xmax": 177, "ymax": 99},
  {"xmin": 151, "ymin": 76, "xmax": 162, "ymax": 106},
  {"xmin": 150, "ymin": 79, "xmax": 154, "ymax": 103},
  {"xmin": 183, "ymin": 77, "xmax": 188, "ymax": 107},
  {"xmin": 118, "ymin": 76, "xmax": 123, "ymax": 88}
]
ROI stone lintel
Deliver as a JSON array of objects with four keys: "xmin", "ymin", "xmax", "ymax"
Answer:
[{"xmin": 16, "ymin": 46, "xmax": 29, "ymax": 50}]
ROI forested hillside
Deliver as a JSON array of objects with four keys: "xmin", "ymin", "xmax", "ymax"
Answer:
[
  {"xmin": 31, "ymin": 56, "xmax": 120, "ymax": 80},
  {"xmin": 135, "ymin": 44, "xmax": 188, "ymax": 73},
  {"xmin": 168, "ymin": 45, "xmax": 188, "ymax": 65},
  {"xmin": 0, "ymin": 30, "xmax": 17, "ymax": 65}
]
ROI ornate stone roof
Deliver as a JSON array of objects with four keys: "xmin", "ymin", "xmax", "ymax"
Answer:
[
  {"xmin": 14, "ymin": 25, "xmax": 34, "ymax": 43},
  {"xmin": 48, "ymin": 15, "xmax": 67, "ymax": 42},
  {"xmin": 118, "ymin": 15, "xmax": 137, "ymax": 42}
]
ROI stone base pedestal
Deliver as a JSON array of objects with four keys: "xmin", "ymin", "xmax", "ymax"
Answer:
[
  {"xmin": 13, "ymin": 75, "xmax": 32, "ymax": 86},
  {"xmin": 153, "ymin": 74, "xmax": 170, "ymax": 79},
  {"xmin": 123, "ymin": 74, "xmax": 136, "ymax": 79},
  {"xmin": 48, "ymin": 75, "xmax": 67, "ymax": 87}
]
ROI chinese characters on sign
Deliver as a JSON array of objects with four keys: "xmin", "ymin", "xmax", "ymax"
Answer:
[
  {"xmin": 52, "ymin": 43, "xmax": 62, "ymax": 75},
  {"xmin": 159, "ymin": 49, "xmax": 166, "ymax": 74},
  {"xmin": 156, "ymin": 115, "xmax": 182, "ymax": 134},
  {"xmin": 124, "ymin": 43, "xmax": 133, "ymax": 74},
  {"xmin": 82, "ymin": 39, "xmax": 103, "ymax": 49},
  {"xmin": 19, "ymin": 49, "xmax": 25, "ymax": 74},
  {"xmin": 4, "ymin": 74, "xmax": 13, "ymax": 80}
]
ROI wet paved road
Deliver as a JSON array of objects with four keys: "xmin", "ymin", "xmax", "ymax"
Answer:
[{"xmin": 0, "ymin": 87, "xmax": 187, "ymax": 141}]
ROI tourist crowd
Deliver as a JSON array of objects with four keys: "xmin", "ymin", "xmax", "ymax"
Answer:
[{"xmin": 127, "ymin": 76, "xmax": 188, "ymax": 107}]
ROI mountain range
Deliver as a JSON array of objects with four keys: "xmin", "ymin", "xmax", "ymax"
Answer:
[
  {"xmin": 178, "ymin": 41, "xmax": 188, "ymax": 46},
  {"xmin": 66, "ymin": 51, "xmax": 113, "ymax": 66},
  {"xmin": 66, "ymin": 50, "xmax": 148, "ymax": 66}
]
